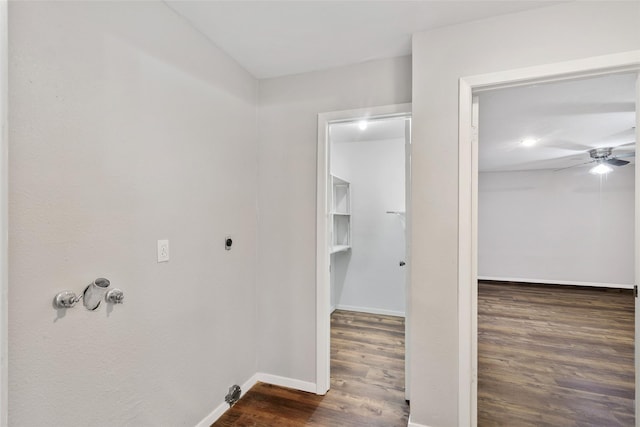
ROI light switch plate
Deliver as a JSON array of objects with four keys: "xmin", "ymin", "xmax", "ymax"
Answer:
[{"xmin": 157, "ymin": 239, "xmax": 169, "ymax": 263}]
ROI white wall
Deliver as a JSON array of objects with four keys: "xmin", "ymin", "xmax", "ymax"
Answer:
[
  {"xmin": 257, "ymin": 56, "xmax": 411, "ymax": 381},
  {"xmin": 331, "ymin": 137, "xmax": 406, "ymax": 316},
  {"xmin": 0, "ymin": 2, "xmax": 7, "ymax": 425},
  {"xmin": 9, "ymin": 2, "xmax": 639, "ymax": 426},
  {"xmin": 411, "ymin": 2, "xmax": 640, "ymax": 425},
  {"xmin": 479, "ymin": 168, "xmax": 635, "ymax": 286},
  {"xmin": 9, "ymin": 2, "xmax": 258, "ymax": 426}
]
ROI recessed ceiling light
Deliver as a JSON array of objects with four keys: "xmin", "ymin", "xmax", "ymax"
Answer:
[
  {"xmin": 358, "ymin": 120, "xmax": 368, "ymax": 131},
  {"xmin": 589, "ymin": 163, "xmax": 613, "ymax": 175},
  {"xmin": 520, "ymin": 138, "xmax": 537, "ymax": 147}
]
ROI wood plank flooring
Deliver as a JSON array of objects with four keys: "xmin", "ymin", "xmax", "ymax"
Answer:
[
  {"xmin": 213, "ymin": 310, "xmax": 408, "ymax": 426},
  {"xmin": 478, "ymin": 281, "xmax": 635, "ymax": 426}
]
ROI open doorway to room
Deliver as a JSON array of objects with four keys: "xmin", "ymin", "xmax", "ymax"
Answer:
[
  {"xmin": 476, "ymin": 72, "xmax": 636, "ymax": 424},
  {"xmin": 316, "ymin": 105, "xmax": 411, "ymax": 425}
]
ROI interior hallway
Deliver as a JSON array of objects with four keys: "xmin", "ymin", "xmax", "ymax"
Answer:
[
  {"xmin": 478, "ymin": 281, "xmax": 635, "ymax": 426},
  {"xmin": 213, "ymin": 310, "xmax": 408, "ymax": 426}
]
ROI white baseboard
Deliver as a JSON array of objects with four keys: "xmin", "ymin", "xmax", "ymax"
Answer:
[
  {"xmin": 336, "ymin": 304, "xmax": 405, "ymax": 318},
  {"xmin": 255, "ymin": 373, "xmax": 317, "ymax": 394},
  {"xmin": 194, "ymin": 373, "xmax": 316, "ymax": 427},
  {"xmin": 195, "ymin": 401, "xmax": 226, "ymax": 427},
  {"xmin": 478, "ymin": 276, "xmax": 634, "ymax": 290},
  {"xmin": 407, "ymin": 413, "xmax": 431, "ymax": 427},
  {"xmin": 194, "ymin": 373, "xmax": 258, "ymax": 427}
]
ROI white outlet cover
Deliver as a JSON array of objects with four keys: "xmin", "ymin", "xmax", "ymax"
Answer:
[{"xmin": 157, "ymin": 239, "xmax": 169, "ymax": 263}]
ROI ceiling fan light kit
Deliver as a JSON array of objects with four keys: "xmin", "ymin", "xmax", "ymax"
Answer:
[
  {"xmin": 553, "ymin": 143, "xmax": 635, "ymax": 174},
  {"xmin": 589, "ymin": 162, "xmax": 614, "ymax": 175}
]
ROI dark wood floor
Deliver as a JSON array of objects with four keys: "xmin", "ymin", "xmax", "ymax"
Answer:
[
  {"xmin": 213, "ymin": 284, "xmax": 634, "ymax": 426},
  {"xmin": 478, "ymin": 281, "xmax": 635, "ymax": 426},
  {"xmin": 213, "ymin": 310, "xmax": 408, "ymax": 426}
]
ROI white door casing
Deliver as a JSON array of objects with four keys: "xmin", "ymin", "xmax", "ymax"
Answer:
[
  {"xmin": 316, "ymin": 104, "xmax": 411, "ymax": 395},
  {"xmin": 458, "ymin": 51, "xmax": 640, "ymax": 427},
  {"xmin": 404, "ymin": 116, "xmax": 412, "ymax": 401},
  {"xmin": 635, "ymin": 71, "xmax": 640, "ymax": 425}
]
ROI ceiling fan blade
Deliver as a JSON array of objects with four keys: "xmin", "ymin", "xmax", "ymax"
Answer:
[
  {"xmin": 554, "ymin": 160, "xmax": 595, "ymax": 172},
  {"xmin": 614, "ymin": 152, "xmax": 635, "ymax": 159},
  {"xmin": 606, "ymin": 158, "xmax": 630, "ymax": 166}
]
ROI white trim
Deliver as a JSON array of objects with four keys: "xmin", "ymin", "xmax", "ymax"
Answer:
[
  {"xmin": 255, "ymin": 373, "xmax": 317, "ymax": 394},
  {"xmin": 335, "ymin": 304, "xmax": 405, "ymax": 318},
  {"xmin": 194, "ymin": 373, "xmax": 258, "ymax": 427},
  {"xmin": 316, "ymin": 103, "xmax": 412, "ymax": 396},
  {"xmin": 407, "ymin": 414, "xmax": 432, "ymax": 427},
  {"xmin": 195, "ymin": 402, "xmax": 228, "ymax": 427},
  {"xmin": 0, "ymin": 2, "xmax": 7, "ymax": 426},
  {"xmin": 404, "ymin": 116, "xmax": 412, "ymax": 401},
  {"xmin": 478, "ymin": 277, "xmax": 634, "ymax": 290},
  {"xmin": 458, "ymin": 50, "xmax": 640, "ymax": 427},
  {"xmin": 458, "ymin": 79, "xmax": 474, "ymax": 427},
  {"xmin": 635, "ymin": 71, "xmax": 640, "ymax": 425},
  {"xmin": 466, "ymin": 51, "xmax": 640, "ymax": 92},
  {"xmin": 316, "ymin": 110, "xmax": 331, "ymax": 395},
  {"xmin": 193, "ymin": 372, "xmax": 317, "ymax": 427}
]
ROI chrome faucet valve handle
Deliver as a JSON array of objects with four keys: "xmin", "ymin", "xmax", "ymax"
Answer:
[
  {"xmin": 105, "ymin": 288, "xmax": 124, "ymax": 304},
  {"xmin": 54, "ymin": 291, "xmax": 78, "ymax": 308}
]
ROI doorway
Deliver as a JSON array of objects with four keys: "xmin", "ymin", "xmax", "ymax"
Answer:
[
  {"xmin": 476, "ymin": 73, "xmax": 636, "ymax": 424},
  {"xmin": 329, "ymin": 116, "xmax": 407, "ymax": 318},
  {"xmin": 457, "ymin": 51, "xmax": 640, "ymax": 425},
  {"xmin": 316, "ymin": 103, "xmax": 411, "ymax": 397}
]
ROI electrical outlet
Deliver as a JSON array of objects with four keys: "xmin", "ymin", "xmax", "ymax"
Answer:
[{"xmin": 157, "ymin": 240, "xmax": 169, "ymax": 263}]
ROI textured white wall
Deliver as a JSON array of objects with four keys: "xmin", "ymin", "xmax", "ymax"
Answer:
[
  {"xmin": 478, "ymin": 168, "xmax": 635, "ymax": 286},
  {"xmin": 411, "ymin": 2, "xmax": 640, "ymax": 425},
  {"xmin": 0, "ymin": 3, "xmax": 6, "ymax": 425},
  {"xmin": 331, "ymin": 137, "xmax": 406, "ymax": 315},
  {"xmin": 257, "ymin": 56, "xmax": 411, "ymax": 381},
  {"xmin": 9, "ymin": 2, "xmax": 258, "ymax": 426}
]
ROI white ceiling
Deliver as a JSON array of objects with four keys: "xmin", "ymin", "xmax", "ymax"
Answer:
[
  {"xmin": 164, "ymin": 1, "xmax": 636, "ymax": 173},
  {"xmin": 479, "ymin": 73, "xmax": 637, "ymax": 172},
  {"xmin": 166, "ymin": 1, "xmax": 559, "ymax": 79},
  {"xmin": 329, "ymin": 73, "xmax": 636, "ymax": 172}
]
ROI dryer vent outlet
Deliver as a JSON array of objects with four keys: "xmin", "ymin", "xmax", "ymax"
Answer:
[{"xmin": 225, "ymin": 384, "xmax": 241, "ymax": 406}]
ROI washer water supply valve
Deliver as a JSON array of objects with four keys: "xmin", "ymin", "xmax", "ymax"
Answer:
[{"xmin": 54, "ymin": 278, "xmax": 124, "ymax": 311}]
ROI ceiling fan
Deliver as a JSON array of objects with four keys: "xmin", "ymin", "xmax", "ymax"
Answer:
[{"xmin": 555, "ymin": 143, "xmax": 635, "ymax": 174}]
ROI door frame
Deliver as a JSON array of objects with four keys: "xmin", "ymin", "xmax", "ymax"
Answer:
[
  {"xmin": 316, "ymin": 103, "xmax": 411, "ymax": 395},
  {"xmin": 458, "ymin": 50, "xmax": 640, "ymax": 426},
  {"xmin": 0, "ymin": 1, "xmax": 8, "ymax": 425}
]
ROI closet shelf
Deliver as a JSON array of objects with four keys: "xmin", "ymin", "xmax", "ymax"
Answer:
[
  {"xmin": 330, "ymin": 245, "xmax": 351, "ymax": 254},
  {"xmin": 330, "ymin": 174, "xmax": 351, "ymax": 251}
]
